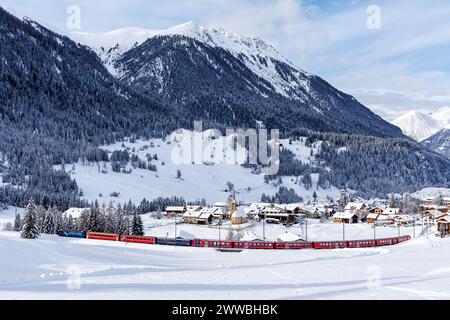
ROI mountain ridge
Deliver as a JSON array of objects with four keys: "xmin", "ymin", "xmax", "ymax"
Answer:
[{"xmin": 72, "ymin": 23, "xmax": 403, "ymax": 138}]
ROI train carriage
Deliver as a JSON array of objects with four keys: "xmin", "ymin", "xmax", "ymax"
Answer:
[
  {"xmin": 192, "ymin": 240, "xmax": 234, "ymax": 248},
  {"xmin": 58, "ymin": 231, "xmax": 86, "ymax": 239},
  {"xmin": 233, "ymin": 241, "xmax": 275, "ymax": 249},
  {"xmin": 312, "ymin": 241, "xmax": 346, "ymax": 249},
  {"xmin": 120, "ymin": 235, "xmax": 157, "ymax": 245},
  {"xmin": 156, "ymin": 238, "xmax": 192, "ymax": 247},
  {"xmin": 274, "ymin": 242, "xmax": 313, "ymax": 250},
  {"xmin": 87, "ymin": 232, "xmax": 119, "ymax": 241},
  {"xmin": 376, "ymin": 238, "xmax": 395, "ymax": 246},
  {"xmin": 346, "ymin": 240, "xmax": 376, "ymax": 248}
]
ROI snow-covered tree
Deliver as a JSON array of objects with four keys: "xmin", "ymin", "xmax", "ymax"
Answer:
[
  {"xmin": 42, "ymin": 209, "xmax": 55, "ymax": 234},
  {"xmin": 14, "ymin": 213, "xmax": 22, "ymax": 232},
  {"xmin": 131, "ymin": 213, "xmax": 144, "ymax": 236},
  {"xmin": 21, "ymin": 200, "xmax": 40, "ymax": 239}
]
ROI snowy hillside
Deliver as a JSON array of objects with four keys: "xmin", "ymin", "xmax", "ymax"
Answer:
[
  {"xmin": 392, "ymin": 107, "xmax": 450, "ymax": 141},
  {"xmin": 65, "ymin": 133, "xmax": 338, "ymax": 205}
]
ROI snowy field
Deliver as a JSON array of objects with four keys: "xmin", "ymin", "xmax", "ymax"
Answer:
[
  {"xmin": 1, "ymin": 230, "xmax": 449, "ymax": 300},
  {"xmin": 65, "ymin": 135, "xmax": 340, "ymax": 205}
]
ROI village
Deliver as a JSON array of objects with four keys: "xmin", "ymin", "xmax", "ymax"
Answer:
[{"xmin": 106, "ymin": 191, "xmax": 450, "ymax": 241}]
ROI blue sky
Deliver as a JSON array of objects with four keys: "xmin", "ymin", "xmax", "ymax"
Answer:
[{"xmin": 2, "ymin": 0, "xmax": 450, "ymax": 120}]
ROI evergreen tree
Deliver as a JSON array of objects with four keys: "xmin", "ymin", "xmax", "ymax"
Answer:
[
  {"xmin": 131, "ymin": 213, "xmax": 144, "ymax": 236},
  {"xmin": 14, "ymin": 213, "xmax": 22, "ymax": 232},
  {"xmin": 43, "ymin": 209, "xmax": 55, "ymax": 234},
  {"xmin": 21, "ymin": 200, "xmax": 40, "ymax": 239}
]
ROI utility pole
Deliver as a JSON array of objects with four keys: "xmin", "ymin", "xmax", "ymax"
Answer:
[
  {"xmin": 218, "ymin": 217, "xmax": 222, "ymax": 249},
  {"xmin": 263, "ymin": 212, "xmax": 266, "ymax": 241},
  {"xmin": 305, "ymin": 220, "xmax": 308, "ymax": 242},
  {"xmin": 374, "ymin": 223, "xmax": 376, "ymax": 246},
  {"xmin": 421, "ymin": 217, "xmax": 424, "ymax": 235},
  {"xmin": 343, "ymin": 222, "xmax": 346, "ymax": 243},
  {"xmin": 174, "ymin": 212, "xmax": 177, "ymax": 247}
]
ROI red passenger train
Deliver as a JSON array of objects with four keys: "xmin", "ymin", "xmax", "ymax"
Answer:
[{"xmin": 82, "ymin": 232, "xmax": 411, "ymax": 251}]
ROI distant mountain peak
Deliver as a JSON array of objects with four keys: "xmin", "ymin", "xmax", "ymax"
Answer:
[{"xmin": 392, "ymin": 107, "xmax": 450, "ymax": 141}]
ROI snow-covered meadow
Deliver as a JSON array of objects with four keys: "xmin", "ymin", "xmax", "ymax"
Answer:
[
  {"xmin": 65, "ymin": 134, "xmax": 339, "ymax": 205},
  {"xmin": 0, "ymin": 229, "xmax": 449, "ymax": 300}
]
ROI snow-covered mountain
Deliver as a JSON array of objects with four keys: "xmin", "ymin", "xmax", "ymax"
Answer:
[
  {"xmin": 72, "ymin": 22, "xmax": 309, "ymax": 98},
  {"xmin": 392, "ymin": 107, "xmax": 450, "ymax": 141},
  {"xmin": 422, "ymin": 128, "xmax": 450, "ymax": 158},
  {"xmin": 71, "ymin": 22, "xmax": 403, "ymax": 138}
]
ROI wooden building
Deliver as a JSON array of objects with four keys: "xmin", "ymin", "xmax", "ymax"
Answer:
[
  {"xmin": 333, "ymin": 211, "xmax": 358, "ymax": 224},
  {"xmin": 165, "ymin": 206, "xmax": 186, "ymax": 217},
  {"xmin": 261, "ymin": 207, "xmax": 295, "ymax": 224},
  {"xmin": 366, "ymin": 213, "xmax": 380, "ymax": 224},
  {"xmin": 437, "ymin": 215, "xmax": 450, "ymax": 237},
  {"xmin": 182, "ymin": 210, "xmax": 213, "ymax": 225}
]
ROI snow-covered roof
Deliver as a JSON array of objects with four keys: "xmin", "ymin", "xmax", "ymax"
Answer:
[
  {"xmin": 423, "ymin": 210, "xmax": 445, "ymax": 218},
  {"xmin": 377, "ymin": 215, "xmax": 395, "ymax": 221},
  {"xmin": 333, "ymin": 211, "xmax": 357, "ymax": 219},
  {"xmin": 183, "ymin": 211, "xmax": 202, "ymax": 218},
  {"xmin": 63, "ymin": 208, "xmax": 89, "ymax": 218},
  {"xmin": 186, "ymin": 205, "xmax": 202, "ymax": 212},
  {"xmin": 437, "ymin": 216, "xmax": 450, "ymax": 223},
  {"xmin": 394, "ymin": 215, "xmax": 417, "ymax": 222},
  {"xmin": 262, "ymin": 207, "xmax": 283, "ymax": 214},
  {"xmin": 383, "ymin": 208, "xmax": 402, "ymax": 215},
  {"xmin": 366, "ymin": 213, "xmax": 379, "ymax": 219},
  {"xmin": 345, "ymin": 202, "xmax": 366, "ymax": 211},
  {"xmin": 277, "ymin": 232, "xmax": 303, "ymax": 242},
  {"xmin": 213, "ymin": 202, "xmax": 228, "ymax": 208},
  {"xmin": 166, "ymin": 206, "xmax": 185, "ymax": 212}
]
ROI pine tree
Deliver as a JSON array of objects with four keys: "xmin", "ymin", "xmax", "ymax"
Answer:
[
  {"xmin": 131, "ymin": 213, "xmax": 144, "ymax": 236},
  {"xmin": 36, "ymin": 205, "xmax": 47, "ymax": 233},
  {"xmin": 21, "ymin": 200, "xmax": 40, "ymax": 239},
  {"xmin": 43, "ymin": 209, "xmax": 55, "ymax": 234},
  {"xmin": 14, "ymin": 213, "xmax": 22, "ymax": 232}
]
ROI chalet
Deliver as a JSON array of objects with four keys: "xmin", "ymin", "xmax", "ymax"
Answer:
[
  {"xmin": 420, "ymin": 204, "xmax": 448, "ymax": 213},
  {"xmin": 367, "ymin": 206, "xmax": 385, "ymax": 215},
  {"xmin": 182, "ymin": 209, "xmax": 213, "ymax": 225},
  {"xmin": 394, "ymin": 214, "xmax": 417, "ymax": 226},
  {"xmin": 261, "ymin": 206, "xmax": 295, "ymax": 224},
  {"xmin": 421, "ymin": 197, "xmax": 435, "ymax": 206},
  {"xmin": 383, "ymin": 208, "xmax": 403, "ymax": 216},
  {"xmin": 333, "ymin": 211, "xmax": 358, "ymax": 224},
  {"xmin": 436, "ymin": 215, "xmax": 450, "ymax": 237},
  {"xmin": 213, "ymin": 202, "xmax": 230, "ymax": 218},
  {"xmin": 444, "ymin": 197, "xmax": 450, "ymax": 209},
  {"xmin": 422, "ymin": 209, "xmax": 444, "ymax": 222},
  {"xmin": 376, "ymin": 214, "xmax": 395, "ymax": 225},
  {"xmin": 165, "ymin": 206, "xmax": 185, "ymax": 217},
  {"xmin": 345, "ymin": 202, "xmax": 366, "ymax": 214},
  {"xmin": 366, "ymin": 213, "xmax": 380, "ymax": 224}
]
